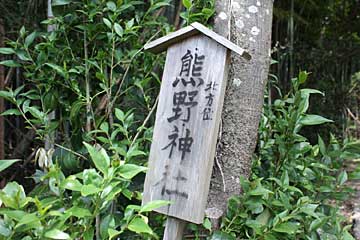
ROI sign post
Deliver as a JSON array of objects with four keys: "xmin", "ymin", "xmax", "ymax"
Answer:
[{"xmin": 142, "ymin": 22, "xmax": 250, "ymax": 239}]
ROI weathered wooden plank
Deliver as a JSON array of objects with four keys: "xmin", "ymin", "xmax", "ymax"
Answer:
[
  {"xmin": 143, "ymin": 34, "xmax": 230, "ymax": 224},
  {"xmin": 144, "ymin": 25, "xmax": 198, "ymax": 53},
  {"xmin": 190, "ymin": 22, "xmax": 251, "ymax": 60},
  {"xmin": 163, "ymin": 217, "xmax": 186, "ymax": 240},
  {"xmin": 144, "ymin": 22, "xmax": 250, "ymax": 60}
]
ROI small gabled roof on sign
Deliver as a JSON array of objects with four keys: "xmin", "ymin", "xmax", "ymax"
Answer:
[{"xmin": 144, "ymin": 22, "xmax": 251, "ymax": 60}]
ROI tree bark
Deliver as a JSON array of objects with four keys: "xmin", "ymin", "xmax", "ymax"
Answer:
[{"xmin": 206, "ymin": 0, "xmax": 274, "ymax": 217}]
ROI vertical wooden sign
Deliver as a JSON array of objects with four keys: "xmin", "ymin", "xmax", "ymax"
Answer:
[{"xmin": 142, "ymin": 22, "xmax": 250, "ymax": 225}]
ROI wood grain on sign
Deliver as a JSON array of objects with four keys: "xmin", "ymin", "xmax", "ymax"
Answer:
[
  {"xmin": 143, "ymin": 34, "xmax": 230, "ymax": 224},
  {"xmin": 144, "ymin": 22, "xmax": 250, "ymax": 60}
]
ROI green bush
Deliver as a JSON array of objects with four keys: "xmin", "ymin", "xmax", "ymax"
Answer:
[
  {"xmin": 213, "ymin": 72, "xmax": 360, "ymax": 240},
  {"xmin": 0, "ymin": 0, "xmax": 172, "ymax": 239},
  {"xmin": 0, "ymin": 143, "xmax": 170, "ymax": 239}
]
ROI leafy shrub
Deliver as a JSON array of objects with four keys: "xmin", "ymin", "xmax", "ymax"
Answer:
[
  {"xmin": 213, "ymin": 72, "xmax": 360, "ymax": 240},
  {"xmin": 0, "ymin": 0, "xmax": 173, "ymax": 239},
  {"xmin": 0, "ymin": 142, "xmax": 170, "ymax": 239}
]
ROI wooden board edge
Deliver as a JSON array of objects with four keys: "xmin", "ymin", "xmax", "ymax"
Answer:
[
  {"xmin": 190, "ymin": 22, "xmax": 251, "ymax": 60},
  {"xmin": 144, "ymin": 25, "xmax": 199, "ymax": 53}
]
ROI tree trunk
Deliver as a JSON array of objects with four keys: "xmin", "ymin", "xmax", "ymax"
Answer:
[{"xmin": 206, "ymin": 0, "xmax": 274, "ymax": 218}]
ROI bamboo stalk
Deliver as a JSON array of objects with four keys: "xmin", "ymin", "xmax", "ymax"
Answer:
[
  {"xmin": 0, "ymin": 18, "xmax": 5, "ymax": 159},
  {"xmin": 45, "ymin": 0, "xmax": 55, "ymax": 150},
  {"xmin": 289, "ymin": 0, "xmax": 294, "ymax": 80}
]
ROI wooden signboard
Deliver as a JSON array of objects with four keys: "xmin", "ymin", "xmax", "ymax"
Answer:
[{"xmin": 142, "ymin": 22, "xmax": 250, "ymax": 225}]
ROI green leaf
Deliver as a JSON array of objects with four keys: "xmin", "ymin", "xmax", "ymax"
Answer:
[
  {"xmin": 103, "ymin": 18, "xmax": 112, "ymax": 29},
  {"xmin": 100, "ymin": 122, "xmax": 109, "ymax": 133},
  {"xmin": 115, "ymin": 108, "xmax": 125, "ymax": 121},
  {"xmin": 318, "ymin": 135, "xmax": 326, "ymax": 156},
  {"xmin": 127, "ymin": 216, "xmax": 153, "ymax": 235},
  {"xmin": 256, "ymin": 208, "xmax": 271, "ymax": 225},
  {"xmin": 1, "ymin": 109, "xmax": 21, "ymax": 116},
  {"xmin": 300, "ymin": 88, "xmax": 324, "ymax": 96},
  {"xmin": 0, "ymin": 182, "xmax": 29, "ymax": 209},
  {"xmin": 140, "ymin": 200, "xmax": 170, "ymax": 213},
  {"xmin": 52, "ymin": 0, "xmax": 71, "ymax": 6},
  {"xmin": 264, "ymin": 234, "xmax": 277, "ymax": 240},
  {"xmin": 0, "ymin": 219, "xmax": 11, "ymax": 237},
  {"xmin": 108, "ymin": 228, "xmax": 122, "ymax": 240},
  {"xmin": 203, "ymin": 218, "xmax": 212, "ymax": 231},
  {"xmin": 100, "ymin": 215, "xmax": 115, "ymax": 239},
  {"xmin": 0, "ymin": 159, "xmax": 21, "ymax": 172},
  {"xmin": 0, "ymin": 90, "xmax": 13, "ymax": 102},
  {"xmin": 273, "ymin": 222, "xmax": 300, "ymax": 234},
  {"xmin": 61, "ymin": 179, "xmax": 83, "ymax": 191},
  {"xmin": 149, "ymin": 2, "xmax": 170, "ymax": 12},
  {"xmin": 24, "ymin": 32, "xmax": 36, "ymax": 48},
  {"xmin": 20, "ymin": 26, "xmax": 26, "ymax": 37},
  {"xmin": 81, "ymin": 184, "xmax": 101, "ymax": 196},
  {"xmin": 0, "ymin": 48, "xmax": 15, "ymax": 55},
  {"xmin": 84, "ymin": 227, "xmax": 94, "ymax": 240},
  {"xmin": 24, "ymin": 106, "xmax": 44, "ymax": 120},
  {"xmin": 183, "ymin": 0, "xmax": 192, "ymax": 9},
  {"xmin": 83, "ymin": 142, "xmax": 110, "ymax": 176},
  {"xmin": 337, "ymin": 170, "xmax": 348, "ymax": 185},
  {"xmin": 248, "ymin": 185, "xmax": 273, "ymax": 197},
  {"xmin": 83, "ymin": 168, "xmax": 103, "ymax": 186},
  {"xmin": 107, "ymin": 1, "xmax": 117, "ymax": 11},
  {"xmin": 281, "ymin": 171, "xmax": 289, "ymax": 187},
  {"xmin": 66, "ymin": 206, "xmax": 92, "ymax": 218},
  {"xmin": 125, "ymin": 19, "xmax": 134, "ymax": 30},
  {"xmin": 299, "ymin": 204, "xmax": 319, "ymax": 218},
  {"xmin": 15, "ymin": 50, "xmax": 31, "ymax": 61},
  {"xmin": 298, "ymin": 71, "xmax": 309, "ymax": 84},
  {"xmin": 118, "ymin": 164, "xmax": 147, "ymax": 179},
  {"xmin": 310, "ymin": 217, "xmax": 328, "ymax": 231},
  {"xmin": 45, "ymin": 63, "xmax": 66, "ymax": 78},
  {"xmin": 114, "ymin": 23, "xmax": 124, "ymax": 37},
  {"xmin": 210, "ymin": 231, "xmax": 236, "ymax": 240},
  {"xmin": 126, "ymin": 147, "xmax": 146, "ymax": 159},
  {"xmin": 0, "ymin": 60, "xmax": 21, "ymax": 67},
  {"xmin": 299, "ymin": 114, "xmax": 333, "ymax": 126},
  {"xmin": 343, "ymin": 231, "xmax": 355, "ymax": 240},
  {"xmin": 15, "ymin": 213, "xmax": 41, "ymax": 230},
  {"xmin": 44, "ymin": 229, "xmax": 71, "ymax": 239},
  {"xmin": 0, "ymin": 209, "xmax": 27, "ymax": 221}
]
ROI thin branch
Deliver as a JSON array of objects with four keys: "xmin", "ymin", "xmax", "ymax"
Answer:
[
  {"xmin": 4, "ymin": 67, "xmax": 13, "ymax": 87},
  {"xmin": 347, "ymin": 107, "xmax": 360, "ymax": 125},
  {"xmin": 215, "ymin": 120, "xmax": 226, "ymax": 192},
  {"xmin": 130, "ymin": 94, "xmax": 159, "ymax": 148},
  {"xmin": 54, "ymin": 143, "xmax": 87, "ymax": 160},
  {"xmin": 109, "ymin": 29, "xmax": 162, "ymax": 109},
  {"xmin": 84, "ymin": 27, "xmax": 93, "ymax": 132}
]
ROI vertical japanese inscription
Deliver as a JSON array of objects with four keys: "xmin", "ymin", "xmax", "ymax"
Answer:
[
  {"xmin": 202, "ymin": 81, "xmax": 219, "ymax": 121},
  {"xmin": 157, "ymin": 48, "xmax": 205, "ymax": 199},
  {"xmin": 143, "ymin": 35, "xmax": 229, "ymax": 224}
]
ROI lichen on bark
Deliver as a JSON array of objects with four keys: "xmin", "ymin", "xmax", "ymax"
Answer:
[{"xmin": 206, "ymin": 0, "xmax": 274, "ymax": 218}]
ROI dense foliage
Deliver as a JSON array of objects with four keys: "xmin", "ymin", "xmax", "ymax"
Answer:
[
  {"xmin": 0, "ymin": 0, "xmax": 359, "ymax": 240},
  {"xmin": 0, "ymin": 0, "xmax": 173, "ymax": 239},
  {"xmin": 214, "ymin": 73, "xmax": 360, "ymax": 240}
]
